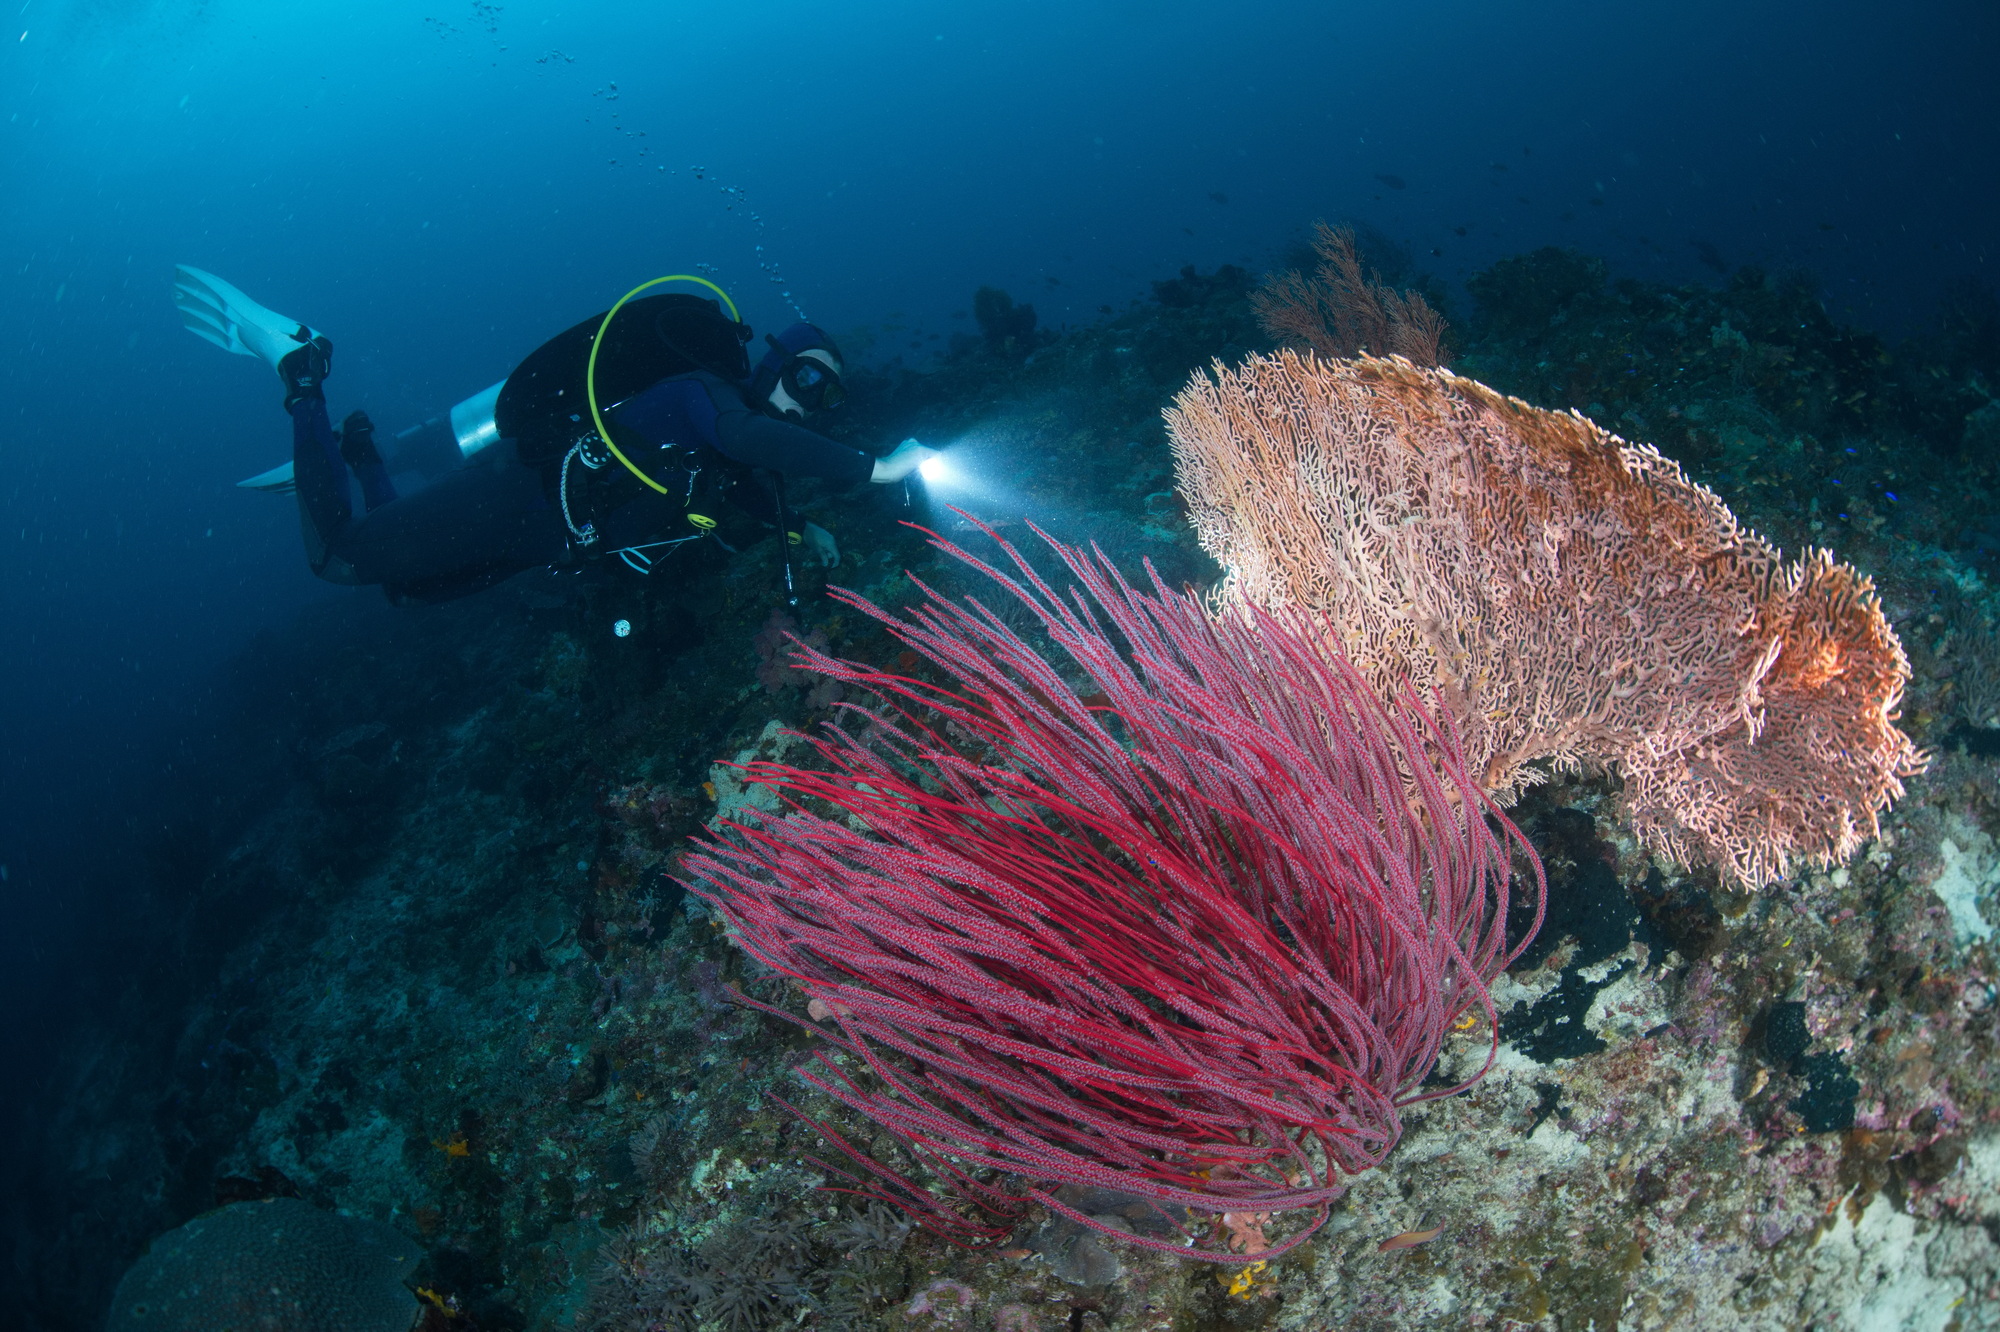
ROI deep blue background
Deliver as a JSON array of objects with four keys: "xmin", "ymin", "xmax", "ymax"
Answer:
[{"xmin": 0, "ymin": 0, "xmax": 1994, "ymax": 1188}]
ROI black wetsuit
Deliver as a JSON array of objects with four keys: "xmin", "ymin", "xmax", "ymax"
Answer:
[{"xmin": 291, "ymin": 299, "xmax": 871, "ymax": 603}]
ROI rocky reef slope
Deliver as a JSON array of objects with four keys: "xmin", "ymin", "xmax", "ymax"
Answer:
[{"xmin": 18, "ymin": 254, "xmax": 2000, "ymax": 1331}]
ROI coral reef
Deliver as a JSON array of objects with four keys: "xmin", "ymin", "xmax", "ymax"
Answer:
[
  {"xmin": 1251, "ymin": 223, "xmax": 1448, "ymax": 367},
  {"xmin": 22, "ymin": 248, "xmax": 2000, "ymax": 1331},
  {"xmin": 105, "ymin": 1197, "xmax": 421, "ymax": 1332},
  {"xmin": 750, "ymin": 608, "xmax": 844, "ymax": 707},
  {"xmin": 581, "ymin": 1171, "xmax": 914, "ymax": 1332},
  {"xmin": 972, "ymin": 286, "xmax": 1045, "ymax": 361},
  {"xmin": 1166, "ymin": 350, "xmax": 1925, "ymax": 886}
]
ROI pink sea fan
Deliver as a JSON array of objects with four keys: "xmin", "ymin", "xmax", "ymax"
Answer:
[
  {"xmin": 1165, "ymin": 351, "xmax": 1922, "ymax": 884},
  {"xmin": 683, "ymin": 523, "xmax": 1544, "ymax": 1260}
]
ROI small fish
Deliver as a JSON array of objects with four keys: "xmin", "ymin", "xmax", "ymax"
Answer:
[
  {"xmin": 1375, "ymin": 173, "xmax": 1407, "ymax": 190},
  {"xmin": 1378, "ymin": 1224, "xmax": 1443, "ymax": 1252}
]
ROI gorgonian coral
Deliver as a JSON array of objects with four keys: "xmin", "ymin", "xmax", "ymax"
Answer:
[{"xmin": 1166, "ymin": 350, "xmax": 1924, "ymax": 885}]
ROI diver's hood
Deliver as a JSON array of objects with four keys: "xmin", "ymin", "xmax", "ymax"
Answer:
[{"xmin": 750, "ymin": 323, "xmax": 843, "ymax": 401}]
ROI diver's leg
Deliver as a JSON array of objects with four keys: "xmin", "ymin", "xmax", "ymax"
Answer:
[
  {"xmin": 339, "ymin": 411, "xmax": 397, "ymax": 512},
  {"xmin": 290, "ymin": 392, "xmax": 353, "ymax": 553},
  {"xmin": 330, "ymin": 454, "xmax": 570, "ymax": 590}
]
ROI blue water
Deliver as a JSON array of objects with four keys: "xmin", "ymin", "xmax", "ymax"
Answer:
[{"xmin": 1, "ymin": 0, "xmax": 1993, "ymax": 1321}]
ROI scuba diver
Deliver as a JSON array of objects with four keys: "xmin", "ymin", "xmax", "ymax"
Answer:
[{"xmin": 172, "ymin": 266, "xmax": 938, "ymax": 604}]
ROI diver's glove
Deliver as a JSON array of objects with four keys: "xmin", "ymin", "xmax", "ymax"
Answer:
[
  {"xmin": 277, "ymin": 335, "xmax": 333, "ymax": 412},
  {"xmin": 799, "ymin": 522, "xmax": 840, "ymax": 568},
  {"xmin": 869, "ymin": 437, "xmax": 938, "ymax": 484}
]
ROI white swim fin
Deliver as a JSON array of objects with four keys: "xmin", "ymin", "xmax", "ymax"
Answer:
[
  {"xmin": 172, "ymin": 265, "xmax": 323, "ymax": 374},
  {"xmin": 237, "ymin": 461, "xmax": 296, "ymax": 494}
]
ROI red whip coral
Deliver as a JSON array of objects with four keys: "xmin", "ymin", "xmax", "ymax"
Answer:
[
  {"xmin": 683, "ymin": 525, "xmax": 1544, "ymax": 1260},
  {"xmin": 1166, "ymin": 351, "xmax": 1925, "ymax": 886}
]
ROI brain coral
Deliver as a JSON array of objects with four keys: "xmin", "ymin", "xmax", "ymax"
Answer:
[{"xmin": 106, "ymin": 1197, "xmax": 421, "ymax": 1332}]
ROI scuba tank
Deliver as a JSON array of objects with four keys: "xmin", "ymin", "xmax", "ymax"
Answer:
[{"xmin": 448, "ymin": 381, "xmax": 505, "ymax": 460}]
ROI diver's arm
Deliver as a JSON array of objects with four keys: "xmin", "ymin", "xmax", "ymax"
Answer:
[
  {"xmin": 701, "ymin": 381, "xmax": 874, "ymax": 483},
  {"xmin": 688, "ymin": 472, "xmax": 836, "ymax": 562},
  {"xmin": 713, "ymin": 409, "xmax": 874, "ymax": 482}
]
